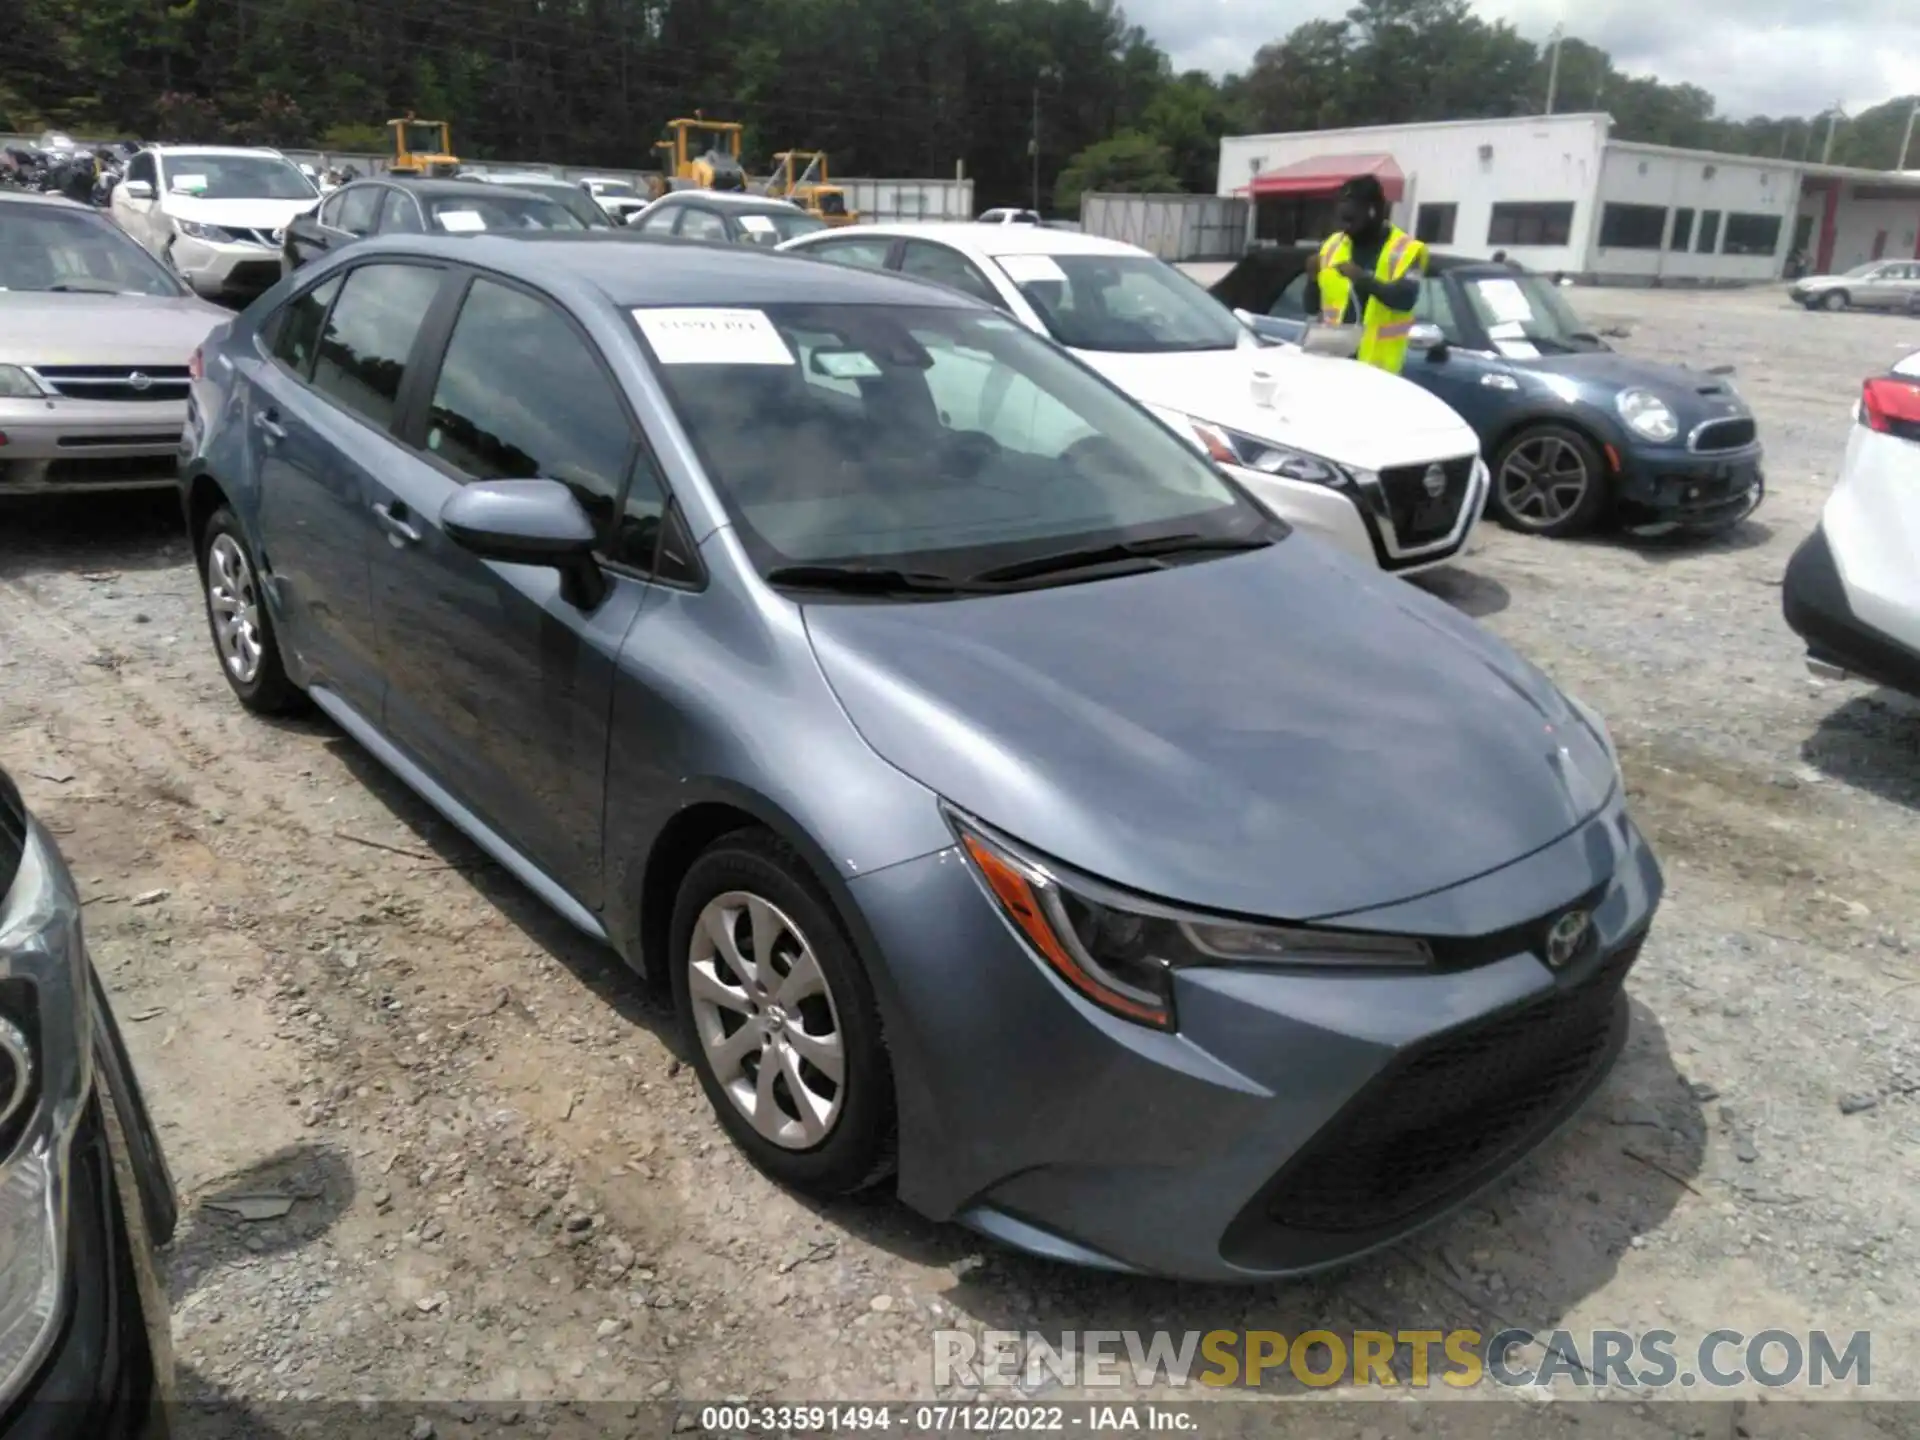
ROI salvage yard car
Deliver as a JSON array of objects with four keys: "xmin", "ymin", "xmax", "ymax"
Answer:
[
  {"xmin": 781, "ymin": 222, "xmax": 1488, "ymax": 575},
  {"xmin": 281, "ymin": 177, "xmax": 585, "ymax": 272},
  {"xmin": 0, "ymin": 192, "xmax": 227, "ymax": 496},
  {"xmin": 180, "ymin": 234, "xmax": 1661, "ymax": 1281},
  {"xmin": 1784, "ymin": 350, "xmax": 1920, "ymax": 694},
  {"xmin": 1, "ymin": 764, "xmax": 179, "ymax": 1434},
  {"xmin": 626, "ymin": 191, "xmax": 826, "ymax": 246},
  {"xmin": 1789, "ymin": 259, "xmax": 1920, "ymax": 314},
  {"xmin": 110, "ymin": 145, "xmax": 321, "ymax": 303},
  {"xmin": 1214, "ymin": 249, "xmax": 1765, "ymax": 538}
]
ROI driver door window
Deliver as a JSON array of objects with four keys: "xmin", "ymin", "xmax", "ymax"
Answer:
[
  {"xmin": 1414, "ymin": 278, "xmax": 1465, "ymax": 344},
  {"xmin": 635, "ymin": 208, "xmax": 678, "ymax": 236},
  {"xmin": 674, "ymin": 207, "xmax": 728, "ymax": 242},
  {"xmin": 899, "ymin": 241, "xmax": 1004, "ymax": 309},
  {"xmin": 127, "ymin": 153, "xmax": 156, "ymax": 188},
  {"xmin": 1271, "ymin": 272, "xmax": 1311, "ymax": 318},
  {"xmin": 804, "ymin": 237, "xmax": 894, "ymax": 271},
  {"xmin": 333, "ymin": 186, "xmax": 380, "ymax": 237},
  {"xmin": 376, "ymin": 187, "xmax": 424, "ymax": 233}
]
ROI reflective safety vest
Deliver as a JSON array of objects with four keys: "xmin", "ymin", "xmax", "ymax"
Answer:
[{"xmin": 1316, "ymin": 226, "xmax": 1427, "ymax": 375}]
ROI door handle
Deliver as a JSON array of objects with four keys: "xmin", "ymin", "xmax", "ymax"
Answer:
[
  {"xmin": 372, "ymin": 501, "xmax": 422, "ymax": 546},
  {"xmin": 253, "ymin": 410, "xmax": 287, "ymax": 443}
]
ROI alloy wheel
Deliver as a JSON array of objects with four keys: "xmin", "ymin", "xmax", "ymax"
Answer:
[
  {"xmin": 687, "ymin": 891, "xmax": 846, "ymax": 1150},
  {"xmin": 1497, "ymin": 436, "xmax": 1592, "ymax": 530},
  {"xmin": 206, "ymin": 533, "xmax": 265, "ymax": 684}
]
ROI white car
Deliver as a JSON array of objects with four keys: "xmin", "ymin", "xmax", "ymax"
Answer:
[
  {"xmin": 110, "ymin": 146, "xmax": 320, "ymax": 302},
  {"xmin": 1784, "ymin": 349, "xmax": 1920, "ymax": 693},
  {"xmin": 779, "ymin": 223, "xmax": 1488, "ymax": 574},
  {"xmin": 579, "ymin": 176, "xmax": 649, "ymax": 223},
  {"xmin": 978, "ymin": 208, "xmax": 1043, "ymax": 225}
]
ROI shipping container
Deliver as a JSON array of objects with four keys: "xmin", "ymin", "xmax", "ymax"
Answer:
[{"xmin": 1081, "ymin": 193, "xmax": 1250, "ymax": 260}]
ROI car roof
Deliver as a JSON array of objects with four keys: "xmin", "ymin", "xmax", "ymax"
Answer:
[
  {"xmin": 815, "ymin": 221, "xmax": 1145, "ymax": 260},
  {"xmin": 336, "ymin": 233, "xmax": 981, "ymax": 311},
  {"xmin": 376, "ymin": 177, "xmax": 552, "ymax": 199},
  {"xmin": 0, "ymin": 190, "xmax": 95, "ymax": 212},
  {"xmin": 149, "ymin": 145, "xmax": 287, "ymax": 158},
  {"xmin": 648, "ymin": 191, "xmax": 803, "ymax": 211}
]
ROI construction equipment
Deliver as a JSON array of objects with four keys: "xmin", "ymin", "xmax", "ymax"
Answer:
[
  {"xmin": 654, "ymin": 115, "xmax": 748, "ymax": 192},
  {"xmin": 764, "ymin": 150, "xmax": 857, "ymax": 226},
  {"xmin": 387, "ymin": 115, "xmax": 459, "ymax": 177}
]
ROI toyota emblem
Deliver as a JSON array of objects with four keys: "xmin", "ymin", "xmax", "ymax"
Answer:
[
  {"xmin": 1544, "ymin": 909, "xmax": 1593, "ymax": 969},
  {"xmin": 1421, "ymin": 463, "xmax": 1447, "ymax": 498},
  {"xmin": 127, "ymin": 371, "xmax": 153, "ymax": 392}
]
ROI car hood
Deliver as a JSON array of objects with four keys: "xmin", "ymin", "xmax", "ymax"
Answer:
[
  {"xmin": 805, "ymin": 543, "xmax": 1616, "ymax": 920},
  {"xmin": 0, "ymin": 291, "xmax": 227, "ymax": 366},
  {"xmin": 1080, "ymin": 346, "xmax": 1479, "ymax": 471},
  {"xmin": 162, "ymin": 193, "xmax": 319, "ymax": 230},
  {"xmin": 1794, "ymin": 275, "xmax": 1850, "ymax": 289},
  {"xmin": 1514, "ymin": 350, "xmax": 1746, "ymax": 408}
]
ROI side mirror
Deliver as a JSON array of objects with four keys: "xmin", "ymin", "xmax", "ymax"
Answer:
[
  {"xmin": 441, "ymin": 479, "xmax": 607, "ymax": 608},
  {"xmin": 1233, "ymin": 307, "xmax": 1259, "ymax": 329},
  {"xmin": 1408, "ymin": 321, "xmax": 1448, "ymax": 359},
  {"xmin": 120, "ymin": 179, "xmax": 153, "ymax": 201}
]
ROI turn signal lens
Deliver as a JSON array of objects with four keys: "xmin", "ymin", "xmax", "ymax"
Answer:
[
  {"xmin": 1862, "ymin": 377, "xmax": 1920, "ymax": 440},
  {"xmin": 956, "ymin": 830, "xmax": 1175, "ymax": 1030}
]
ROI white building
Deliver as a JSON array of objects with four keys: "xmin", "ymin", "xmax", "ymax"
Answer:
[{"xmin": 1215, "ymin": 113, "xmax": 1920, "ymax": 283}]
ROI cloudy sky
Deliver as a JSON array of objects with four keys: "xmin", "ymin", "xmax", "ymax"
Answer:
[{"xmin": 1145, "ymin": 0, "xmax": 1920, "ymax": 120}]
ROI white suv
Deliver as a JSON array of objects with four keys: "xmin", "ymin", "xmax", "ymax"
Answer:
[{"xmin": 111, "ymin": 146, "xmax": 320, "ymax": 302}]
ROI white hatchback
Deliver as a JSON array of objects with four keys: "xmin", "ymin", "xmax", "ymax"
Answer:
[
  {"xmin": 1784, "ymin": 349, "xmax": 1920, "ymax": 693},
  {"xmin": 779, "ymin": 223, "xmax": 1487, "ymax": 575}
]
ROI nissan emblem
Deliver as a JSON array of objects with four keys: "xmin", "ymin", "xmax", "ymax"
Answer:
[{"xmin": 1422, "ymin": 463, "xmax": 1447, "ymax": 498}]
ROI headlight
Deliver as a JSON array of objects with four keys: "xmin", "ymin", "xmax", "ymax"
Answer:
[
  {"xmin": 1189, "ymin": 421, "xmax": 1350, "ymax": 486},
  {"xmin": 0, "ymin": 366, "xmax": 44, "ymax": 399},
  {"xmin": 0, "ymin": 795, "xmax": 92, "ymax": 1408},
  {"xmin": 950, "ymin": 811, "xmax": 1432, "ymax": 1032},
  {"xmin": 1615, "ymin": 388, "xmax": 1678, "ymax": 442},
  {"xmin": 175, "ymin": 219, "xmax": 232, "ymax": 243}
]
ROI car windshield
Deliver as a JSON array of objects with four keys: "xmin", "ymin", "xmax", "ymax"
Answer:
[
  {"xmin": 996, "ymin": 253, "xmax": 1244, "ymax": 353},
  {"xmin": 1458, "ymin": 272, "xmax": 1602, "ymax": 355},
  {"xmin": 167, "ymin": 154, "xmax": 316, "ymax": 200},
  {"xmin": 427, "ymin": 194, "xmax": 584, "ymax": 233},
  {"xmin": 0, "ymin": 204, "xmax": 184, "ymax": 296},
  {"xmin": 642, "ymin": 302, "xmax": 1265, "ymax": 584},
  {"xmin": 403, "ymin": 124, "xmax": 447, "ymax": 155},
  {"xmin": 506, "ymin": 182, "xmax": 611, "ymax": 228},
  {"xmin": 734, "ymin": 209, "xmax": 827, "ymax": 246}
]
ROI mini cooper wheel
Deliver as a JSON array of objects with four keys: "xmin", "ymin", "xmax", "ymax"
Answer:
[
  {"xmin": 199, "ymin": 507, "xmax": 304, "ymax": 714},
  {"xmin": 1490, "ymin": 424, "xmax": 1609, "ymax": 538},
  {"xmin": 670, "ymin": 832, "xmax": 893, "ymax": 1195}
]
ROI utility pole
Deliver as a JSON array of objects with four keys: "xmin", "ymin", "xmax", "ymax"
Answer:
[
  {"xmin": 1898, "ymin": 98, "xmax": 1919, "ymax": 172},
  {"xmin": 1029, "ymin": 85, "xmax": 1040, "ymax": 214},
  {"xmin": 1821, "ymin": 103, "xmax": 1842, "ymax": 165},
  {"xmin": 1543, "ymin": 23, "xmax": 1565, "ymax": 116}
]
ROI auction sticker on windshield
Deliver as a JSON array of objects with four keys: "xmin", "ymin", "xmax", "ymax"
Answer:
[
  {"xmin": 738, "ymin": 214, "xmax": 777, "ymax": 235},
  {"xmin": 436, "ymin": 210, "xmax": 486, "ymax": 233},
  {"xmin": 1476, "ymin": 278, "xmax": 1535, "ymax": 326},
  {"xmin": 634, "ymin": 308, "xmax": 796, "ymax": 366},
  {"xmin": 998, "ymin": 254, "xmax": 1068, "ymax": 285}
]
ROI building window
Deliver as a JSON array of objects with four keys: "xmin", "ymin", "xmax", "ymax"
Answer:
[
  {"xmin": 1696, "ymin": 210, "xmax": 1721, "ymax": 254},
  {"xmin": 1722, "ymin": 213, "xmax": 1783, "ymax": 256},
  {"xmin": 1415, "ymin": 203, "xmax": 1456, "ymax": 245},
  {"xmin": 1598, "ymin": 203, "xmax": 1668, "ymax": 250},
  {"xmin": 1670, "ymin": 208, "xmax": 1695, "ymax": 251},
  {"xmin": 1487, "ymin": 202, "xmax": 1574, "ymax": 247}
]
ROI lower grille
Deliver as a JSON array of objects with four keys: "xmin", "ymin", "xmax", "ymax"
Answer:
[
  {"xmin": 57, "ymin": 432, "xmax": 181, "ymax": 449},
  {"xmin": 1377, "ymin": 455, "xmax": 1475, "ymax": 547},
  {"xmin": 43, "ymin": 455, "xmax": 180, "ymax": 483},
  {"xmin": 1690, "ymin": 417, "xmax": 1758, "ymax": 452},
  {"xmin": 1258, "ymin": 936, "xmax": 1642, "ymax": 1235},
  {"xmin": 35, "ymin": 365, "xmax": 190, "ymax": 403}
]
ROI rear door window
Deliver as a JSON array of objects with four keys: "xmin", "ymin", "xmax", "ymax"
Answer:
[
  {"xmin": 377, "ymin": 188, "xmax": 424, "ymax": 233},
  {"xmin": 309, "ymin": 263, "xmax": 445, "ymax": 431},
  {"xmin": 333, "ymin": 185, "xmax": 380, "ymax": 237},
  {"xmin": 900, "ymin": 241, "xmax": 1004, "ymax": 308},
  {"xmin": 802, "ymin": 236, "xmax": 895, "ymax": 271}
]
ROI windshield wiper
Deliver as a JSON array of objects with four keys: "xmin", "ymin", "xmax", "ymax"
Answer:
[
  {"xmin": 764, "ymin": 563, "xmax": 1002, "ymax": 596},
  {"xmin": 968, "ymin": 531, "xmax": 1276, "ymax": 585}
]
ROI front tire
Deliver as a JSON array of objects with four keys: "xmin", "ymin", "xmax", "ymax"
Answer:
[
  {"xmin": 1489, "ymin": 424, "xmax": 1610, "ymax": 538},
  {"xmin": 199, "ymin": 507, "xmax": 304, "ymax": 714},
  {"xmin": 670, "ymin": 831, "xmax": 894, "ymax": 1196},
  {"xmin": 1821, "ymin": 290, "xmax": 1849, "ymax": 312}
]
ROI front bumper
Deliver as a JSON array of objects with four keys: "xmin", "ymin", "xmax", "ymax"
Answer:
[
  {"xmin": 1615, "ymin": 440, "xmax": 1764, "ymax": 529},
  {"xmin": 165, "ymin": 233, "xmax": 282, "ymax": 301},
  {"xmin": 1784, "ymin": 522, "xmax": 1920, "ymax": 697},
  {"xmin": 0, "ymin": 399, "xmax": 186, "ymax": 495},
  {"xmin": 1232, "ymin": 455, "xmax": 1488, "ymax": 577},
  {"xmin": 850, "ymin": 794, "xmax": 1662, "ymax": 1281}
]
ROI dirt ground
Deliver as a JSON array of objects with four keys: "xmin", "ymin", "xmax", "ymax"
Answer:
[{"xmin": 4, "ymin": 285, "xmax": 1920, "ymax": 1432}]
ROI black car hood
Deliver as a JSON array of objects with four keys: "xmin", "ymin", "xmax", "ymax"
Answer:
[{"xmin": 805, "ymin": 542, "xmax": 1618, "ymax": 922}]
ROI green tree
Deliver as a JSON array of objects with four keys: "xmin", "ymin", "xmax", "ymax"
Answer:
[{"xmin": 1054, "ymin": 129, "xmax": 1180, "ymax": 212}]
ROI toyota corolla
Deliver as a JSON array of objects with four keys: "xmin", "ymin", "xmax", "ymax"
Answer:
[{"xmin": 180, "ymin": 233, "xmax": 1662, "ymax": 1280}]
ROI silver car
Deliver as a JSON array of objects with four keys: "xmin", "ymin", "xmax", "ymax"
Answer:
[
  {"xmin": 1792, "ymin": 259, "xmax": 1920, "ymax": 313},
  {"xmin": 0, "ymin": 193, "xmax": 228, "ymax": 495}
]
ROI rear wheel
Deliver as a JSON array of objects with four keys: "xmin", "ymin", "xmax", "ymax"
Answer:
[
  {"xmin": 1490, "ymin": 424, "xmax": 1610, "ymax": 538},
  {"xmin": 670, "ymin": 831, "xmax": 894, "ymax": 1196},
  {"xmin": 199, "ymin": 508, "xmax": 304, "ymax": 714}
]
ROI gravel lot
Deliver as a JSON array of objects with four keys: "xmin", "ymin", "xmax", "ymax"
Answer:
[{"xmin": 3, "ymin": 285, "xmax": 1919, "ymax": 1433}]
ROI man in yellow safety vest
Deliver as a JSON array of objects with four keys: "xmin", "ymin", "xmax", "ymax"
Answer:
[{"xmin": 1302, "ymin": 174, "xmax": 1428, "ymax": 375}]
